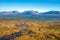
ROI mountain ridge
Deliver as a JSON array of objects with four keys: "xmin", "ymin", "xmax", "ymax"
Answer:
[{"xmin": 0, "ymin": 10, "xmax": 60, "ymax": 22}]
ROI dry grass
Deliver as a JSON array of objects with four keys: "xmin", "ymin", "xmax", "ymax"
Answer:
[{"xmin": 0, "ymin": 20, "xmax": 60, "ymax": 40}]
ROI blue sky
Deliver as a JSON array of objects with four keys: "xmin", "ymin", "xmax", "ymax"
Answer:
[{"xmin": 0, "ymin": 0, "xmax": 60, "ymax": 12}]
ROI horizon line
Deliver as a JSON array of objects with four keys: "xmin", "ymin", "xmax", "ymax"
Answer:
[{"xmin": 0, "ymin": 10, "xmax": 60, "ymax": 13}]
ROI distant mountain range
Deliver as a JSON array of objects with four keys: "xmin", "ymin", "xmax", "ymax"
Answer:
[{"xmin": 0, "ymin": 10, "xmax": 60, "ymax": 22}]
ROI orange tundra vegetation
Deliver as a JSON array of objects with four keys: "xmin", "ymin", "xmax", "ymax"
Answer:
[{"xmin": 0, "ymin": 20, "xmax": 60, "ymax": 40}]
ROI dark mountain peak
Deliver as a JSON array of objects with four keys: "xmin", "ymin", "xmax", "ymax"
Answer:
[
  {"xmin": 0, "ymin": 11, "xmax": 21, "ymax": 15},
  {"xmin": 49, "ymin": 10, "xmax": 60, "ymax": 13},
  {"xmin": 23, "ymin": 10, "xmax": 38, "ymax": 13},
  {"xmin": 21, "ymin": 10, "xmax": 39, "ymax": 15},
  {"xmin": 42, "ymin": 10, "xmax": 60, "ymax": 14},
  {"xmin": 12, "ymin": 10, "xmax": 20, "ymax": 13}
]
